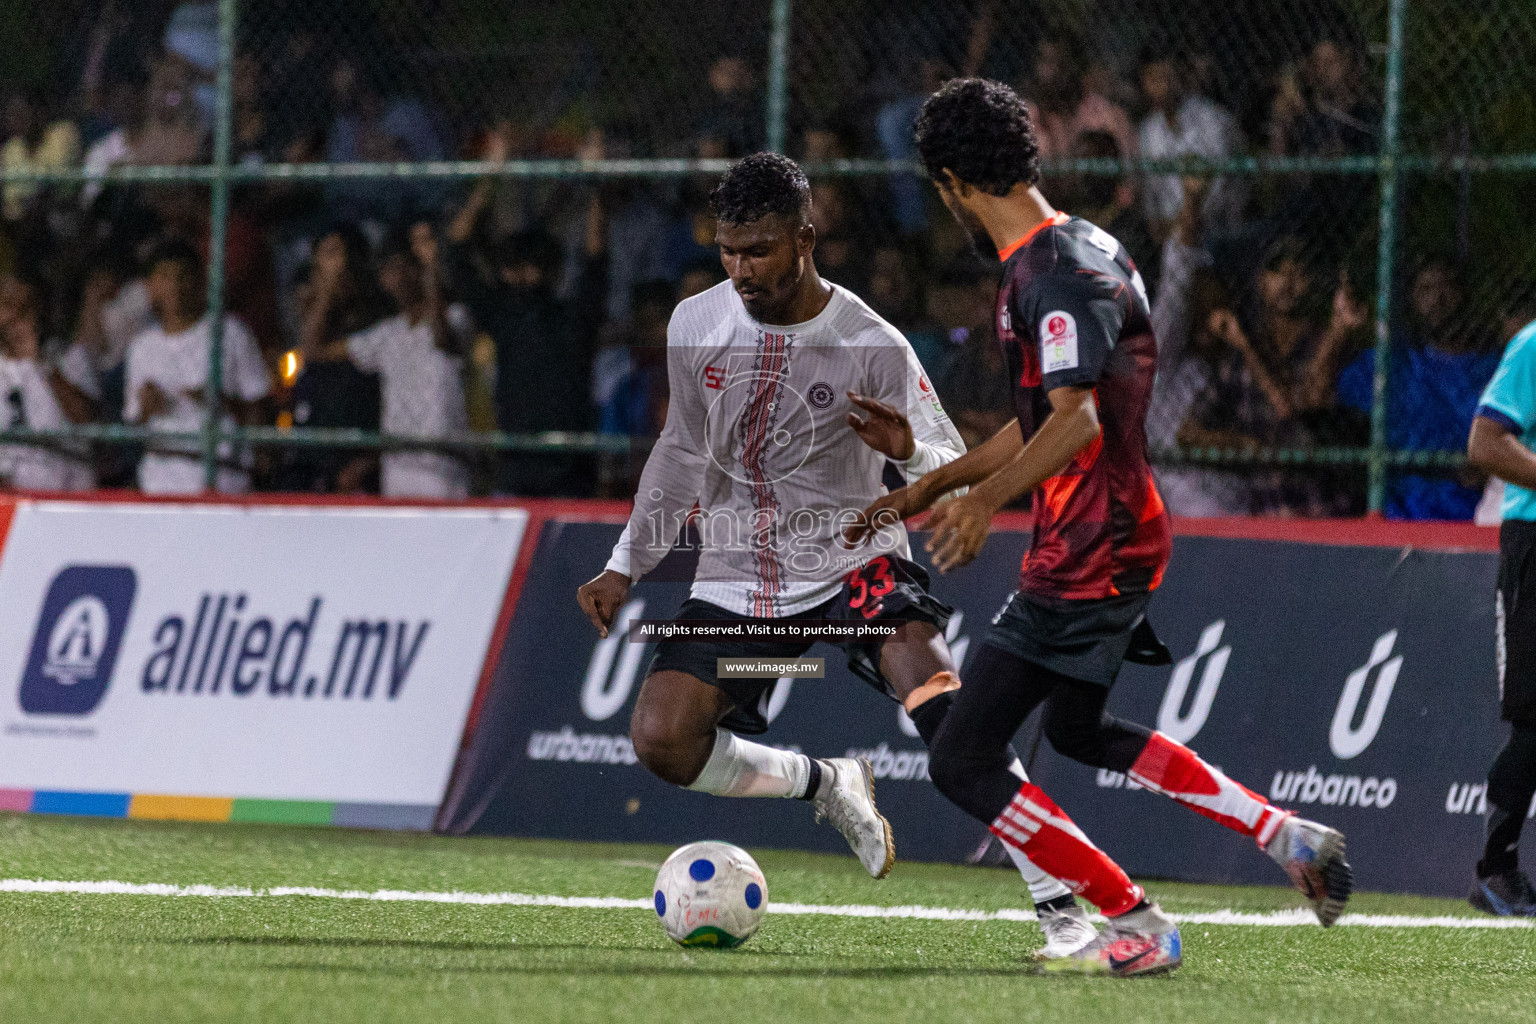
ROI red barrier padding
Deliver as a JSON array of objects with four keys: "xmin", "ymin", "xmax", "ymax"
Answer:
[{"xmin": 0, "ymin": 490, "xmax": 1495, "ymax": 550}]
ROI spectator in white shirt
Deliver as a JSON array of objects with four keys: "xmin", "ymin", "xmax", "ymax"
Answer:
[
  {"xmin": 0, "ymin": 271, "xmax": 99, "ymax": 491},
  {"xmin": 304, "ymin": 223, "xmax": 469, "ymax": 499},
  {"xmin": 123, "ymin": 239, "xmax": 272, "ymax": 494},
  {"xmin": 1137, "ymin": 48, "xmax": 1245, "ymax": 241}
]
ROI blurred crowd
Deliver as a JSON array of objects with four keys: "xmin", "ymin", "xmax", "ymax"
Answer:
[{"xmin": 0, "ymin": 0, "xmax": 1524, "ymax": 519}]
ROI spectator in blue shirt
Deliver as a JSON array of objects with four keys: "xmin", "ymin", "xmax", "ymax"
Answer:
[{"xmin": 1337, "ymin": 258, "xmax": 1500, "ymax": 519}]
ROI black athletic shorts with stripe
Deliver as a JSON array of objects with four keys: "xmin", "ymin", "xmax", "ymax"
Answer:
[{"xmin": 647, "ymin": 554, "xmax": 951, "ymax": 735}]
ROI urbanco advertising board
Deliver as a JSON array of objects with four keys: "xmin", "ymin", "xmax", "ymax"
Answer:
[
  {"xmin": 448, "ymin": 517, "xmax": 1527, "ymax": 897},
  {"xmin": 0, "ymin": 500, "xmax": 526, "ymax": 828}
]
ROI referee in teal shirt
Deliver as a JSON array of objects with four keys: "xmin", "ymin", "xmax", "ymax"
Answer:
[{"xmin": 1466, "ymin": 319, "xmax": 1536, "ymax": 915}]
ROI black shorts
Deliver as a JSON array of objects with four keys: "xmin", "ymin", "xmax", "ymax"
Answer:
[
  {"xmin": 1498, "ymin": 520, "xmax": 1536, "ymax": 725},
  {"xmin": 647, "ymin": 554, "xmax": 952, "ymax": 735},
  {"xmin": 982, "ymin": 589, "xmax": 1168, "ymax": 688}
]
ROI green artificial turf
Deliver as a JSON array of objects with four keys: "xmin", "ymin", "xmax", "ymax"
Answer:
[{"xmin": 0, "ymin": 813, "xmax": 1531, "ymax": 1024}]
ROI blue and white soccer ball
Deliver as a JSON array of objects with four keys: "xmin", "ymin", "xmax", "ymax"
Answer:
[{"xmin": 653, "ymin": 841, "xmax": 767, "ymax": 948}]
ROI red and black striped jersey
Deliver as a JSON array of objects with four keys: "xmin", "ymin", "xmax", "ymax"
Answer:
[{"xmin": 995, "ymin": 213, "xmax": 1171, "ymax": 600}]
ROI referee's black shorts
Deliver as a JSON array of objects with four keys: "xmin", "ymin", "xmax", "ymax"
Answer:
[{"xmin": 1497, "ymin": 520, "xmax": 1536, "ymax": 726}]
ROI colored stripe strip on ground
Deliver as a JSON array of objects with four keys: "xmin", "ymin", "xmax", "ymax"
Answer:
[
  {"xmin": 28, "ymin": 792, "xmax": 130, "ymax": 817},
  {"xmin": 0, "ymin": 879, "xmax": 1529, "ymax": 930},
  {"xmin": 128, "ymin": 796, "xmax": 234, "ymax": 822},
  {"xmin": 228, "ymin": 800, "xmax": 335, "ymax": 825},
  {"xmin": 13, "ymin": 795, "xmax": 432, "ymax": 829}
]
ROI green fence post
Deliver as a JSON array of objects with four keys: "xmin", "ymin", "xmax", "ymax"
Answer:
[
  {"xmin": 765, "ymin": 0, "xmax": 791, "ymax": 153},
  {"xmin": 1369, "ymin": 0, "xmax": 1407, "ymax": 514},
  {"xmin": 201, "ymin": 0, "xmax": 236, "ymax": 491}
]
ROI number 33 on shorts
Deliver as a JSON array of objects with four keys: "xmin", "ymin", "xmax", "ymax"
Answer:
[{"xmin": 844, "ymin": 556, "xmax": 898, "ymax": 619}]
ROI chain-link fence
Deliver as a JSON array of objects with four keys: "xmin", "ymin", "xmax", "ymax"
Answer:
[{"xmin": 0, "ymin": 0, "xmax": 1531, "ymax": 515}]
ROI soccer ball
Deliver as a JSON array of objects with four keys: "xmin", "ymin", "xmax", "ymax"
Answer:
[{"xmin": 653, "ymin": 841, "xmax": 767, "ymax": 948}]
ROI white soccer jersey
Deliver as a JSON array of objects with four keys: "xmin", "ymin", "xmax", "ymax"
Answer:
[{"xmin": 605, "ymin": 280, "xmax": 964, "ymax": 616}]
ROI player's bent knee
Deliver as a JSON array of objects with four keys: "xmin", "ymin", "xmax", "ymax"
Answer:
[
  {"xmin": 1042, "ymin": 708, "xmax": 1109, "ymax": 766},
  {"xmin": 629, "ymin": 724, "xmax": 708, "ymax": 787},
  {"xmin": 629, "ymin": 708, "xmax": 713, "ymax": 787}
]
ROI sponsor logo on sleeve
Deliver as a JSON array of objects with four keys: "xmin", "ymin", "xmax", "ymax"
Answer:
[
  {"xmin": 19, "ymin": 566, "xmax": 137, "ymax": 716},
  {"xmin": 916, "ymin": 375, "xmax": 944, "ymax": 412},
  {"xmin": 1040, "ymin": 311, "xmax": 1079, "ymax": 374}
]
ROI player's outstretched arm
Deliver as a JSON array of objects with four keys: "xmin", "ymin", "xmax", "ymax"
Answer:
[
  {"xmin": 584, "ymin": 317, "xmax": 708, "ymax": 629},
  {"xmin": 925, "ymin": 385, "xmax": 1099, "ymax": 572},
  {"xmin": 842, "ymin": 416, "xmax": 1023, "ymax": 546}
]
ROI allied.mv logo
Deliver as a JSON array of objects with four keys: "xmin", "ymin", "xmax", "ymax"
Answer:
[{"xmin": 19, "ymin": 566, "xmax": 136, "ymax": 715}]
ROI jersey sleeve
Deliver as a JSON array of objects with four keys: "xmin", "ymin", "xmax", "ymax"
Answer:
[
  {"xmin": 1478, "ymin": 326, "xmax": 1536, "ymax": 434},
  {"xmin": 56, "ymin": 341, "xmax": 101, "ymax": 402},
  {"xmin": 603, "ymin": 310, "xmax": 709, "ymax": 580},
  {"xmin": 346, "ymin": 322, "xmax": 388, "ymax": 374},
  {"xmin": 17, "ymin": 359, "xmax": 66, "ymax": 427},
  {"xmin": 1335, "ymin": 350, "xmax": 1374, "ymax": 414},
  {"xmin": 897, "ymin": 339, "xmax": 965, "ymax": 481},
  {"xmin": 1031, "ymin": 273, "xmax": 1124, "ymax": 392},
  {"xmin": 222, "ymin": 318, "xmax": 272, "ymax": 402}
]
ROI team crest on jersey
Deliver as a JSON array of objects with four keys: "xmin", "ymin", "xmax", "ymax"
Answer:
[
  {"xmin": 1040, "ymin": 311, "xmax": 1079, "ymax": 373},
  {"xmin": 807, "ymin": 381, "xmax": 835, "ymax": 408}
]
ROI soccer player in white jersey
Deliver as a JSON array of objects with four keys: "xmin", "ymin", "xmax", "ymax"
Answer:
[{"xmin": 577, "ymin": 154, "xmax": 1097, "ymax": 958}]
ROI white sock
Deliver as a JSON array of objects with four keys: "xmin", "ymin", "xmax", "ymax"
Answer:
[
  {"xmin": 1007, "ymin": 758, "xmax": 1074, "ymax": 904},
  {"xmin": 687, "ymin": 728, "xmax": 812, "ymax": 798}
]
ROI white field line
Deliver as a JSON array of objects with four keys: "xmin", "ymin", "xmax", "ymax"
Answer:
[{"xmin": 0, "ymin": 879, "xmax": 1531, "ymax": 930}]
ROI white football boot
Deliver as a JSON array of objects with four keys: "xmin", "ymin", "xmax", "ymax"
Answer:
[
  {"xmin": 1037, "ymin": 901, "xmax": 1182, "ymax": 978},
  {"xmin": 1263, "ymin": 814, "xmax": 1353, "ymax": 926},
  {"xmin": 1034, "ymin": 902, "xmax": 1098, "ymax": 960},
  {"xmin": 812, "ymin": 758, "xmax": 894, "ymax": 879}
]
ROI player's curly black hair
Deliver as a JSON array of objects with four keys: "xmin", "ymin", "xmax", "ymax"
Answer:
[
  {"xmin": 709, "ymin": 152, "xmax": 812, "ymax": 227},
  {"xmin": 912, "ymin": 78, "xmax": 1040, "ymax": 196}
]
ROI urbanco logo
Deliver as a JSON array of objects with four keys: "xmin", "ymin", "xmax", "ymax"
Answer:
[
  {"xmin": 581, "ymin": 598, "xmax": 647, "ymax": 721},
  {"xmin": 1330, "ymin": 630, "xmax": 1402, "ymax": 760},
  {"xmin": 19, "ymin": 566, "xmax": 137, "ymax": 715},
  {"xmin": 1157, "ymin": 620, "xmax": 1230, "ymax": 744}
]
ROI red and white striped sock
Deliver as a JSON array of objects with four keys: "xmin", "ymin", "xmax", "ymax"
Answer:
[
  {"xmin": 1128, "ymin": 732, "xmax": 1288, "ymax": 847},
  {"xmin": 989, "ymin": 782, "xmax": 1145, "ymax": 917}
]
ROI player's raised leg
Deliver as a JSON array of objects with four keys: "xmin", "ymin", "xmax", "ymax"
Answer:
[
  {"xmin": 1027, "ymin": 655, "xmax": 1352, "ymax": 926},
  {"xmin": 628, "ymin": 667, "xmax": 894, "ymax": 879},
  {"xmin": 876, "ymin": 617, "xmax": 1095, "ymax": 957},
  {"xmin": 925, "ymin": 644, "xmax": 1180, "ymax": 976}
]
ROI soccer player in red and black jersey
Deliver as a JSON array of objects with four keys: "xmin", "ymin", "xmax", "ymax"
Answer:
[{"xmin": 847, "ymin": 79, "xmax": 1353, "ymax": 975}]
